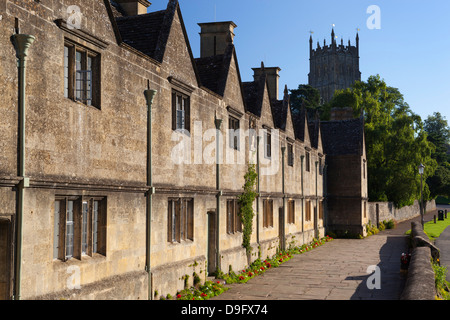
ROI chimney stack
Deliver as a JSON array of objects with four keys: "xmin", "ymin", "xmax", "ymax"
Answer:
[
  {"xmin": 252, "ymin": 63, "xmax": 281, "ymax": 100},
  {"xmin": 114, "ymin": 0, "xmax": 151, "ymax": 16},
  {"xmin": 198, "ymin": 21, "xmax": 237, "ymax": 58}
]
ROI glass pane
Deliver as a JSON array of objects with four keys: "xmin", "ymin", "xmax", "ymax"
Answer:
[
  {"xmin": 66, "ymin": 201, "xmax": 74, "ymax": 259},
  {"xmin": 64, "ymin": 46, "xmax": 69, "ymax": 98},
  {"xmin": 86, "ymin": 56, "xmax": 93, "ymax": 106},
  {"xmin": 82, "ymin": 202, "xmax": 88, "ymax": 254},
  {"xmin": 53, "ymin": 201, "xmax": 60, "ymax": 259},
  {"xmin": 93, "ymin": 201, "xmax": 99, "ymax": 253}
]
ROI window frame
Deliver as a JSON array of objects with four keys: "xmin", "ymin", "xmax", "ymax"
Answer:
[
  {"xmin": 53, "ymin": 196, "xmax": 107, "ymax": 262},
  {"xmin": 168, "ymin": 198, "xmax": 194, "ymax": 243},
  {"xmin": 287, "ymin": 143, "xmax": 294, "ymax": 167},
  {"xmin": 263, "ymin": 199, "xmax": 274, "ymax": 228},
  {"xmin": 64, "ymin": 40, "xmax": 101, "ymax": 108},
  {"xmin": 172, "ymin": 90, "xmax": 191, "ymax": 133},
  {"xmin": 287, "ymin": 200, "xmax": 295, "ymax": 224},
  {"xmin": 226, "ymin": 199, "xmax": 242, "ymax": 234},
  {"xmin": 228, "ymin": 116, "xmax": 240, "ymax": 151},
  {"xmin": 264, "ymin": 129, "xmax": 272, "ymax": 159}
]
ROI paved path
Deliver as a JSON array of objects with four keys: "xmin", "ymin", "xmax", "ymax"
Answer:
[
  {"xmin": 435, "ymin": 205, "xmax": 450, "ymax": 282},
  {"xmin": 213, "ymin": 210, "xmax": 439, "ymax": 300}
]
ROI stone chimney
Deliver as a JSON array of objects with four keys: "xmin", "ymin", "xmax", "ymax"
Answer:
[
  {"xmin": 330, "ymin": 107, "xmax": 354, "ymax": 121},
  {"xmin": 198, "ymin": 21, "xmax": 237, "ymax": 58},
  {"xmin": 114, "ymin": 0, "xmax": 151, "ymax": 16},
  {"xmin": 252, "ymin": 64, "xmax": 281, "ymax": 100}
]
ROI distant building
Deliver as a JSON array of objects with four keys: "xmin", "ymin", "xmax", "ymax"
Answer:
[{"xmin": 308, "ymin": 29, "xmax": 361, "ymax": 103}]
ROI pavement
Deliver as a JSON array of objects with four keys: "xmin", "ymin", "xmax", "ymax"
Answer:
[
  {"xmin": 212, "ymin": 208, "xmax": 441, "ymax": 300},
  {"xmin": 435, "ymin": 205, "xmax": 450, "ymax": 282}
]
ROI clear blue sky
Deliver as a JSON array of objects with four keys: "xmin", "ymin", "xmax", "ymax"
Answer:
[{"xmin": 148, "ymin": 0, "xmax": 450, "ymax": 122}]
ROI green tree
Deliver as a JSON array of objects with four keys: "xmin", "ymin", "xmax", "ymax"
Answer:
[
  {"xmin": 289, "ymin": 84, "xmax": 326, "ymax": 120},
  {"xmin": 330, "ymin": 75, "xmax": 437, "ymax": 207},
  {"xmin": 424, "ymin": 112, "xmax": 450, "ymax": 198},
  {"xmin": 424, "ymin": 112, "xmax": 450, "ymax": 164}
]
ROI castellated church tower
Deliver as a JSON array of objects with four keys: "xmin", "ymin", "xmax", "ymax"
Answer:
[{"xmin": 308, "ymin": 28, "xmax": 361, "ymax": 103}]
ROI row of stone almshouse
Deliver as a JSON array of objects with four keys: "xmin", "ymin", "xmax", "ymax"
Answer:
[{"xmin": 0, "ymin": 0, "xmax": 368, "ymax": 300}]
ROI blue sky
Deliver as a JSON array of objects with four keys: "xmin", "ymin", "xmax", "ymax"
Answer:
[{"xmin": 148, "ymin": 0, "xmax": 450, "ymax": 122}]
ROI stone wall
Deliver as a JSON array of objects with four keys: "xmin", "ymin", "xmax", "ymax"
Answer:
[
  {"xmin": 400, "ymin": 222, "xmax": 438, "ymax": 300},
  {"xmin": 368, "ymin": 200, "xmax": 437, "ymax": 225}
]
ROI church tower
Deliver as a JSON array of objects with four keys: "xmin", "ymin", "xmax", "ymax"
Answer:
[{"xmin": 308, "ymin": 28, "xmax": 361, "ymax": 103}]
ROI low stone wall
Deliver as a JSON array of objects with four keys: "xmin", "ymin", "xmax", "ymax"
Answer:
[
  {"xmin": 369, "ymin": 200, "xmax": 436, "ymax": 225},
  {"xmin": 401, "ymin": 222, "xmax": 438, "ymax": 300}
]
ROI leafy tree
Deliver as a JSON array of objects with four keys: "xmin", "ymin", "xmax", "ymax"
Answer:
[
  {"xmin": 424, "ymin": 112, "xmax": 450, "ymax": 164},
  {"xmin": 330, "ymin": 75, "xmax": 437, "ymax": 207},
  {"xmin": 289, "ymin": 84, "xmax": 326, "ymax": 120},
  {"xmin": 424, "ymin": 112, "xmax": 450, "ymax": 198}
]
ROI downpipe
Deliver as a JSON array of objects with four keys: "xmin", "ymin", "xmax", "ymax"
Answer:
[
  {"xmin": 12, "ymin": 32, "xmax": 35, "ymax": 301},
  {"xmin": 144, "ymin": 88, "xmax": 157, "ymax": 300}
]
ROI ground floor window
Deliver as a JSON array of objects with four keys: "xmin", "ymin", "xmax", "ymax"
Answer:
[
  {"xmin": 54, "ymin": 197, "xmax": 106, "ymax": 261},
  {"xmin": 287, "ymin": 200, "xmax": 295, "ymax": 224},
  {"xmin": 227, "ymin": 199, "xmax": 242, "ymax": 234},
  {"xmin": 263, "ymin": 199, "xmax": 274, "ymax": 228},
  {"xmin": 306, "ymin": 200, "xmax": 312, "ymax": 221},
  {"xmin": 168, "ymin": 198, "xmax": 194, "ymax": 243}
]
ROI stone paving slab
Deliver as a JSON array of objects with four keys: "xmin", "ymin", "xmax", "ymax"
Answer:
[
  {"xmin": 212, "ymin": 210, "xmax": 444, "ymax": 301},
  {"xmin": 212, "ymin": 234, "xmax": 408, "ymax": 300}
]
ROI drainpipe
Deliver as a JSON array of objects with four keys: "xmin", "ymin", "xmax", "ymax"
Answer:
[
  {"xmin": 315, "ymin": 161, "xmax": 319, "ymax": 239},
  {"xmin": 256, "ymin": 136, "xmax": 260, "ymax": 246},
  {"xmin": 12, "ymin": 32, "xmax": 35, "ymax": 301},
  {"xmin": 300, "ymin": 155, "xmax": 305, "ymax": 245},
  {"xmin": 214, "ymin": 116, "xmax": 222, "ymax": 273},
  {"xmin": 144, "ymin": 88, "xmax": 157, "ymax": 300},
  {"xmin": 281, "ymin": 146, "xmax": 286, "ymax": 251}
]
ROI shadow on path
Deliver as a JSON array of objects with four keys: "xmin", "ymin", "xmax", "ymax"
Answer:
[
  {"xmin": 348, "ymin": 209, "xmax": 438, "ymax": 300},
  {"xmin": 348, "ymin": 235, "xmax": 408, "ymax": 300}
]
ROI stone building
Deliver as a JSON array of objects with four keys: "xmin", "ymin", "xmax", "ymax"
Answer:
[
  {"xmin": 321, "ymin": 108, "xmax": 369, "ymax": 237},
  {"xmin": 308, "ymin": 28, "xmax": 361, "ymax": 103},
  {"xmin": 0, "ymin": 0, "xmax": 361, "ymax": 300}
]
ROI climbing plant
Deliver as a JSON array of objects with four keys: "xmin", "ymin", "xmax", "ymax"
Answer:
[{"xmin": 238, "ymin": 164, "xmax": 258, "ymax": 255}]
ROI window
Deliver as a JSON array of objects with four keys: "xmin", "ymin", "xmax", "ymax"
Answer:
[
  {"xmin": 319, "ymin": 158, "xmax": 323, "ymax": 175},
  {"xmin": 64, "ymin": 41, "xmax": 100, "ymax": 107},
  {"xmin": 263, "ymin": 199, "xmax": 274, "ymax": 228},
  {"xmin": 287, "ymin": 143, "xmax": 294, "ymax": 167},
  {"xmin": 227, "ymin": 199, "xmax": 242, "ymax": 234},
  {"xmin": 305, "ymin": 200, "xmax": 312, "ymax": 221},
  {"xmin": 172, "ymin": 90, "xmax": 190, "ymax": 133},
  {"xmin": 264, "ymin": 129, "xmax": 272, "ymax": 159},
  {"xmin": 287, "ymin": 200, "xmax": 295, "ymax": 224},
  {"xmin": 318, "ymin": 201, "xmax": 323, "ymax": 220},
  {"xmin": 168, "ymin": 198, "xmax": 194, "ymax": 243},
  {"xmin": 229, "ymin": 116, "xmax": 240, "ymax": 150},
  {"xmin": 305, "ymin": 151, "xmax": 311, "ymax": 172},
  {"xmin": 54, "ymin": 197, "xmax": 106, "ymax": 261}
]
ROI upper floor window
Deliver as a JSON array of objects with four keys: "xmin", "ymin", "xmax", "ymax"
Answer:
[
  {"xmin": 229, "ymin": 116, "xmax": 240, "ymax": 150},
  {"xmin": 264, "ymin": 129, "xmax": 272, "ymax": 159},
  {"xmin": 305, "ymin": 151, "xmax": 311, "ymax": 172},
  {"xmin": 287, "ymin": 143, "xmax": 294, "ymax": 167},
  {"xmin": 172, "ymin": 90, "xmax": 190, "ymax": 133},
  {"xmin": 64, "ymin": 41, "xmax": 100, "ymax": 108}
]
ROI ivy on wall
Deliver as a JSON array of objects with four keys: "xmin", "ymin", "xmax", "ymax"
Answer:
[{"xmin": 238, "ymin": 164, "xmax": 258, "ymax": 255}]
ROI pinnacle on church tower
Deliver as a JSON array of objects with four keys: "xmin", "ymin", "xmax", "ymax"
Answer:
[{"xmin": 308, "ymin": 27, "xmax": 362, "ymax": 103}]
